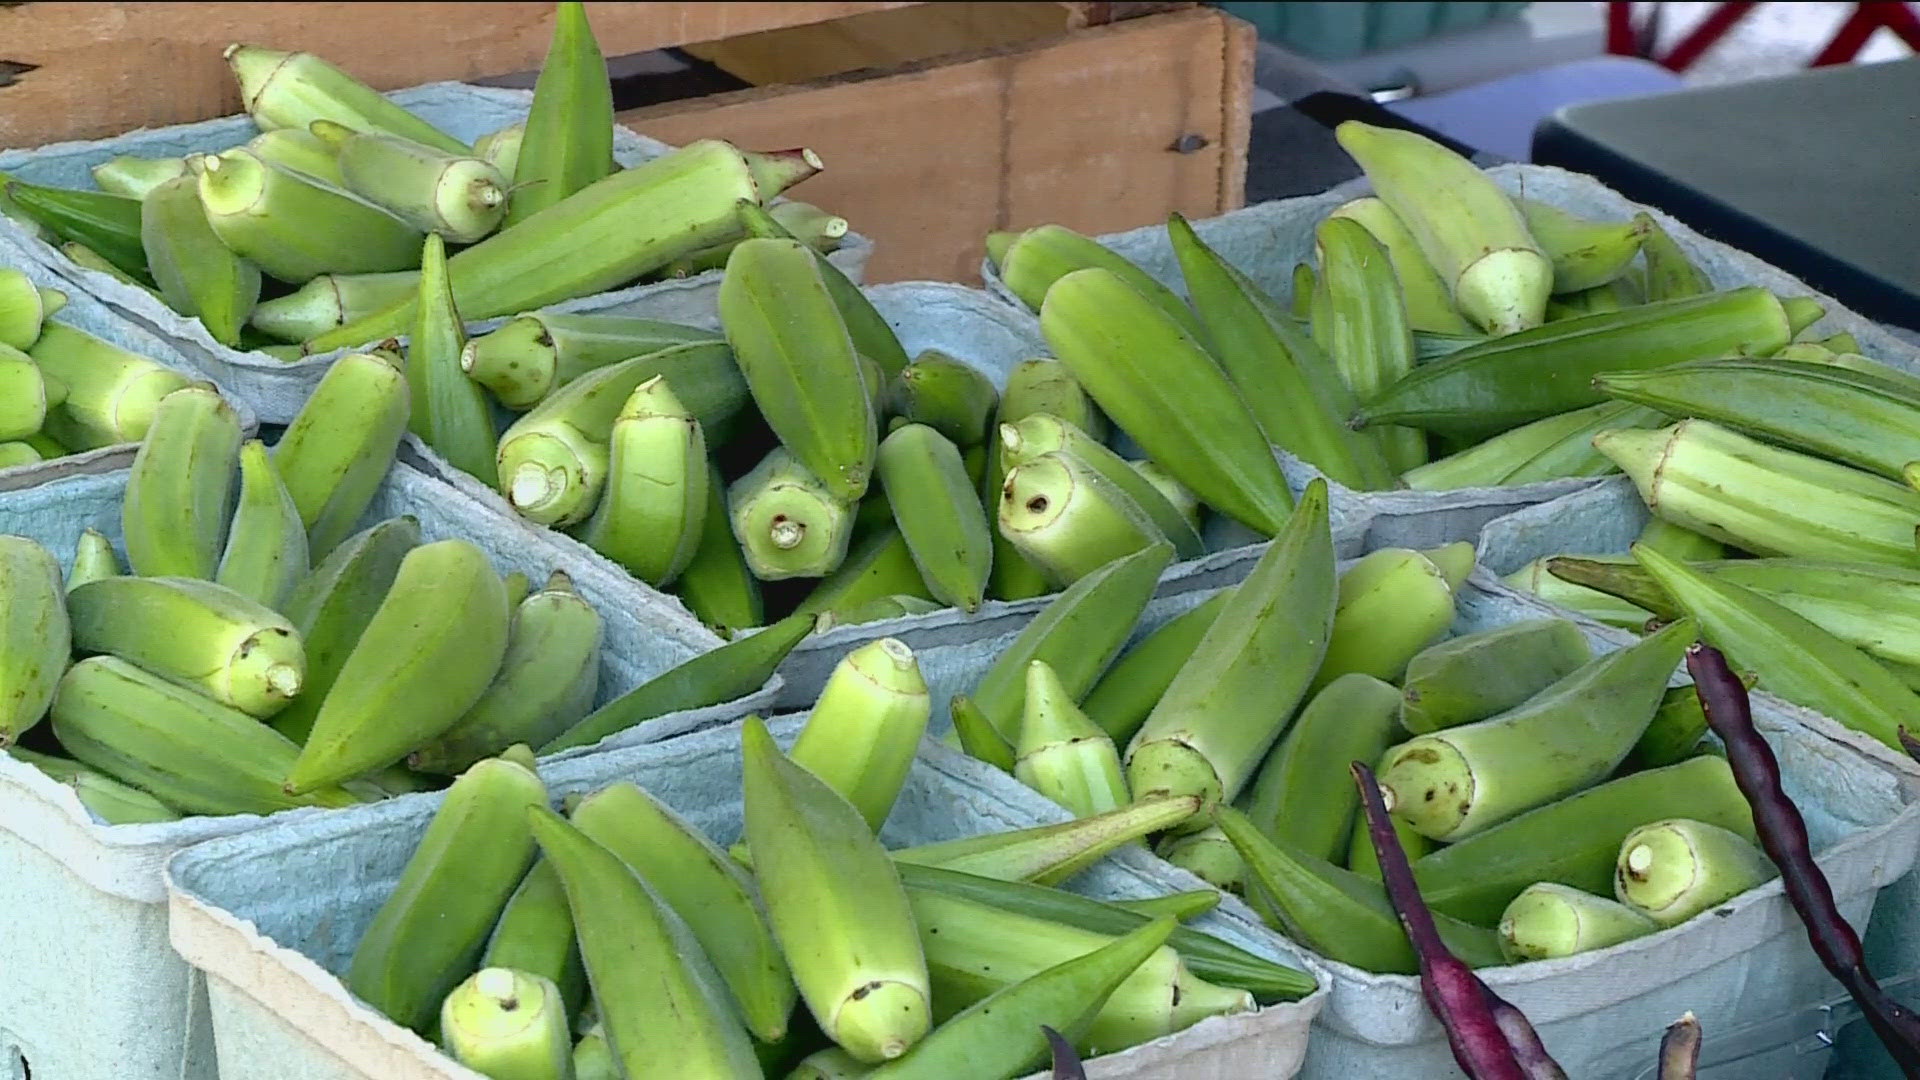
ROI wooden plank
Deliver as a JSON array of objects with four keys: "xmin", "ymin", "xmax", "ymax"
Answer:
[
  {"xmin": 681, "ymin": 3, "xmax": 1202, "ymax": 99},
  {"xmin": 1067, "ymin": 3, "xmax": 1200, "ymax": 26},
  {"xmin": 621, "ymin": 7, "xmax": 1253, "ymax": 285},
  {"xmin": 0, "ymin": 2, "xmax": 924, "ymax": 147},
  {"xmin": 681, "ymin": 3, "xmax": 1088, "ymax": 87}
]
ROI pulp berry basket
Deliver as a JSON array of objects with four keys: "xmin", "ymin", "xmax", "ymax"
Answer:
[
  {"xmin": 868, "ymin": 508, "xmax": 1920, "ymax": 1079},
  {"xmin": 981, "ymin": 163, "xmax": 1920, "ymax": 522},
  {"xmin": 0, "ymin": 226, "xmax": 258, "ymax": 488},
  {"xmin": 1297, "ymin": 574, "xmax": 1920, "ymax": 1078},
  {"xmin": 0, "ymin": 461, "xmax": 776, "ymax": 1080},
  {"xmin": 1477, "ymin": 475, "xmax": 1920, "ymax": 1067},
  {"xmin": 165, "ymin": 716, "xmax": 1332, "ymax": 1080}
]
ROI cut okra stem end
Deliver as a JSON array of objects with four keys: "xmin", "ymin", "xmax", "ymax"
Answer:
[
  {"xmin": 508, "ymin": 464, "xmax": 561, "ymax": 515},
  {"xmin": 768, "ymin": 516, "xmax": 806, "ymax": 551},
  {"xmin": 474, "ymin": 966, "xmax": 519, "ymax": 1004},
  {"xmin": 1626, "ymin": 844, "xmax": 1655, "ymax": 877}
]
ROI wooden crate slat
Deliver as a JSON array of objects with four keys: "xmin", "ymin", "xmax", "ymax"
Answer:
[
  {"xmin": 0, "ymin": 2, "xmax": 924, "ymax": 147},
  {"xmin": 679, "ymin": 2, "xmax": 1128, "ymax": 87},
  {"xmin": 621, "ymin": 7, "xmax": 1253, "ymax": 285}
]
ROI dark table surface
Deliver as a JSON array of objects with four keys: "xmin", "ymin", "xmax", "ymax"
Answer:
[{"xmin": 1533, "ymin": 57, "xmax": 1920, "ymax": 332}]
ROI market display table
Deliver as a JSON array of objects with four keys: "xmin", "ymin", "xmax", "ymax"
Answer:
[{"xmin": 1533, "ymin": 57, "xmax": 1920, "ymax": 333}]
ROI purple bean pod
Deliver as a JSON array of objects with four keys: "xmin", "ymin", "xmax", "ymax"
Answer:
[
  {"xmin": 1657, "ymin": 1012, "xmax": 1701, "ymax": 1080},
  {"xmin": 1686, "ymin": 642, "xmax": 1920, "ymax": 1076},
  {"xmin": 1481, "ymin": 987, "xmax": 1570, "ymax": 1080},
  {"xmin": 1045, "ymin": 1026, "xmax": 1087, "ymax": 1080},
  {"xmin": 1352, "ymin": 761, "xmax": 1533, "ymax": 1080}
]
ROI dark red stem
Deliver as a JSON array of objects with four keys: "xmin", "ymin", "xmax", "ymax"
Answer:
[
  {"xmin": 1352, "ymin": 761, "xmax": 1532, "ymax": 1080},
  {"xmin": 1044, "ymin": 1025, "xmax": 1087, "ymax": 1080},
  {"xmin": 1687, "ymin": 643, "xmax": 1920, "ymax": 1077}
]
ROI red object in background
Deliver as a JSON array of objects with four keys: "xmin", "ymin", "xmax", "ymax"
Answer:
[{"xmin": 1607, "ymin": 2, "xmax": 1920, "ymax": 71}]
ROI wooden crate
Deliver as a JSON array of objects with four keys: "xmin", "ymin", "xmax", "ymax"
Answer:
[
  {"xmin": 0, "ymin": 1, "xmax": 1252, "ymax": 284},
  {"xmin": 0, "ymin": 2, "xmax": 919, "ymax": 146},
  {"xmin": 627, "ymin": 3, "xmax": 1254, "ymax": 283}
]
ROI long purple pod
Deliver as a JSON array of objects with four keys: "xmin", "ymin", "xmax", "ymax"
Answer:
[
  {"xmin": 1482, "ymin": 987, "xmax": 1570, "ymax": 1080},
  {"xmin": 1687, "ymin": 643, "xmax": 1920, "ymax": 1074},
  {"xmin": 1657, "ymin": 1012, "xmax": 1701, "ymax": 1080},
  {"xmin": 1352, "ymin": 761, "xmax": 1531, "ymax": 1080},
  {"xmin": 1045, "ymin": 1025, "xmax": 1088, "ymax": 1080}
]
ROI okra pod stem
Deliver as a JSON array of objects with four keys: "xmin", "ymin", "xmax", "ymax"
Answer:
[
  {"xmin": 322, "ymin": 121, "xmax": 510, "ymax": 243},
  {"xmin": 728, "ymin": 448, "xmax": 857, "ymax": 580},
  {"xmin": 474, "ymin": 124, "xmax": 525, "ymax": 178},
  {"xmin": 226, "ymin": 44, "xmax": 470, "ymax": 155}
]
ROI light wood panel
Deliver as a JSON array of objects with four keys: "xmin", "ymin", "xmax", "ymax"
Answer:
[{"xmin": 623, "ymin": 7, "xmax": 1254, "ymax": 284}]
